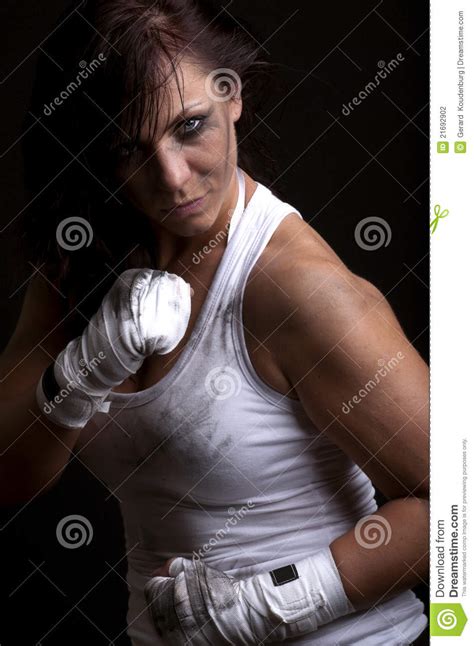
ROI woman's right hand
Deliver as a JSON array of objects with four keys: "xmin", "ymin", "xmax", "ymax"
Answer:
[
  {"xmin": 123, "ymin": 268, "xmax": 194, "ymax": 358},
  {"xmin": 36, "ymin": 268, "xmax": 193, "ymax": 430},
  {"xmin": 95, "ymin": 268, "xmax": 193, "ymax": 377}
]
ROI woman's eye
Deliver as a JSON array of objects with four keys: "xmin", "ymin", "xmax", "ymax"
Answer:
[
  {"xmin": 114, "ymin": 117, "xmax": 207, "ymax": 160},
  {"xmin": 117, "ymin": 142, "xmax": 138, "ymax": 157},
  {"xmin": 180, "ymin": 117, "xmax": 206, "ymax": 138}
]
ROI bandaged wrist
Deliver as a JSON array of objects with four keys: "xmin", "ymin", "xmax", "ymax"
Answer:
[
  {"xmin": 36, "ymin": 358, "xmax": 111, "ymax": 431},
  {"xmin": 239, "ymin": 546, "xmax": 356, "ymax": 640}
]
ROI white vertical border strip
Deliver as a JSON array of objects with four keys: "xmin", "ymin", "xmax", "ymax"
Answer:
[{"xmin": 431, "ymin": 0, "xmax": 472, "ymax": 641}]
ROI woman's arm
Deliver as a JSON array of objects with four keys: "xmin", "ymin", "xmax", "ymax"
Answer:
[
  {"xmin": 145, "ymin": 239, "xmax": 429, "ymax": 645},
  {"xmin": 270, "ymin": 254, "xmax": 429, "ymax": 611},
  {"xmin": 330, "ymin": 498, "xmax": 428, "ymax": 611},
  {"xmin": 0, "ymin": 275, "xmax": 83, "ymax": 505}
]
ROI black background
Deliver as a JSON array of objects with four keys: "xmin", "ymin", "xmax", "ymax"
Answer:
[{"xmin": 0, "ymin": 1, "xmax": 429, "ymax": 644}]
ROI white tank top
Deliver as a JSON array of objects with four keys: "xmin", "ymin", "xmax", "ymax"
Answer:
[{"xmin": 80, "ymin": 168, "xmax": 428, "ymax": 645}]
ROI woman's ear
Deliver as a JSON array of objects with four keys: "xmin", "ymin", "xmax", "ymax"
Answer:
[{"xmin": 230, "ymin": 92, "xmax": 243, "ymax": 123}]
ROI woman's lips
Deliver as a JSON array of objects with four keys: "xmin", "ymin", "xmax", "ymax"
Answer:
[{"xmin": 162, "ymin": 192, "xmax": 209, "ymax": 216}]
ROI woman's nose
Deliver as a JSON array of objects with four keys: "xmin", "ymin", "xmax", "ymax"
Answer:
[{"xmin": 151, "ymin": 144, "xmax": 192, "ymax": 192}]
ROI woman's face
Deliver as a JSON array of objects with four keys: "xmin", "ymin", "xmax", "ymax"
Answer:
[{"xmin": 115, "ymin": 58, "xmax": 243, "ymax": 240}]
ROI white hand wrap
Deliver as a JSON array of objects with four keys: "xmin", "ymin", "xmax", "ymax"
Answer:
[
  {"xmin": 144, "ymin": 548, "xmax": 356, "ymax": 644},
  {"xmin": 36, "ymin": 268, "xmax": 192, "ymax": 430}
]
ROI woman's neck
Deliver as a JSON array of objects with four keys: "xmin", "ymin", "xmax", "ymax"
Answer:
[{"xmin": 152, "ymin": 169, "xmax": 249, "ymax": 270}]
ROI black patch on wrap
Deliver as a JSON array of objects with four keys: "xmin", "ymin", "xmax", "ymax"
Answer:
[
  {"xmin": 42, "ymin": 362, "xmax": 61, "ymax": 401},
  {"xmin": 270, "ymin": 564, "xmax": 299, "ymax": 586}
]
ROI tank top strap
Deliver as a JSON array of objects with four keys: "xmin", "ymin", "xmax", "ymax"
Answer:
[
  {"xmin": 103, "ymin": 169, "xmax": 304, "ymax": 409},
  {"xmin": 216, "ymin": 170, "xmax": 304, "ymax": 306},
  {"xmin": 227, "ymin": 166, "xmax": 246, "ymax": 243}
]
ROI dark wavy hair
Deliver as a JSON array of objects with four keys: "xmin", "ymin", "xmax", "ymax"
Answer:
[{"xmin": 20, "ymin": 0, "xmax": 279, "ymax": 338}]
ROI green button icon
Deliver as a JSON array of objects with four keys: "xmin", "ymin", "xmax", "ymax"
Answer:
[
  {"xmin": 455, "ymin": 141, "xmax": 467, "ymax": 153},
  {"xmin": 437, "ymin": 142, "xmax": 449, "ymax": 153},
  {"xmin": 430, "ymin": 603, "xmax": 468, "ymax": 636}
]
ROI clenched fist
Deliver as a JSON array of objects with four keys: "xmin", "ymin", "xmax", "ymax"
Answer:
[{"xmin": 36, "ymin": 268, "xmax": 193, "ymax": 429}]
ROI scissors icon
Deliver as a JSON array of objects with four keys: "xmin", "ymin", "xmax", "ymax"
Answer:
[{"xmin": 430, "ymin": 204, "xmax": 449, "ymax": 235}]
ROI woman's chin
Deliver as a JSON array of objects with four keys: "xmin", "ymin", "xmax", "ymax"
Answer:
[{"xmin": 155, "ymin": 210, "xmax": 216, "ymax": 236}]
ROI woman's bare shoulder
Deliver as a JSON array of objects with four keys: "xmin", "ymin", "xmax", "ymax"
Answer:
[
  {"xmin": 255, "ymin": 212, "xmax": 382, "ymax": 300},
  {"xmin": 244, "ymin": 213, "xmax": 387, "ymax": 342},
  {"xmin": 248, "ymin": 212, "xmax": 349, "ymax": 302},
  {"xmin": 262, "ymin": 212, "xmax": 347, "ymax": 269}
]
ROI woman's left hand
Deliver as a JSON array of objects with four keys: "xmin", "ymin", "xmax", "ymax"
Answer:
[{"xmin": 143, "ymin": 556, "xmax": 283, "ymax": 645}]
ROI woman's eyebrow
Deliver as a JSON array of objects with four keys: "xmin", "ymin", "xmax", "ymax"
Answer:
[
  {"xmin": 133, "ymin": 100, "xmax": 208, "ymax": 145},
  {"xmin": 168, "ymin": 100, "xmax": 207, "ymax": 127}
]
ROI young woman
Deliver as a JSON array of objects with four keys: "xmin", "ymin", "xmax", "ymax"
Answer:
[{"xmin": 1, "ymin": 1, "xmax": 429, "ymax": 644}]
